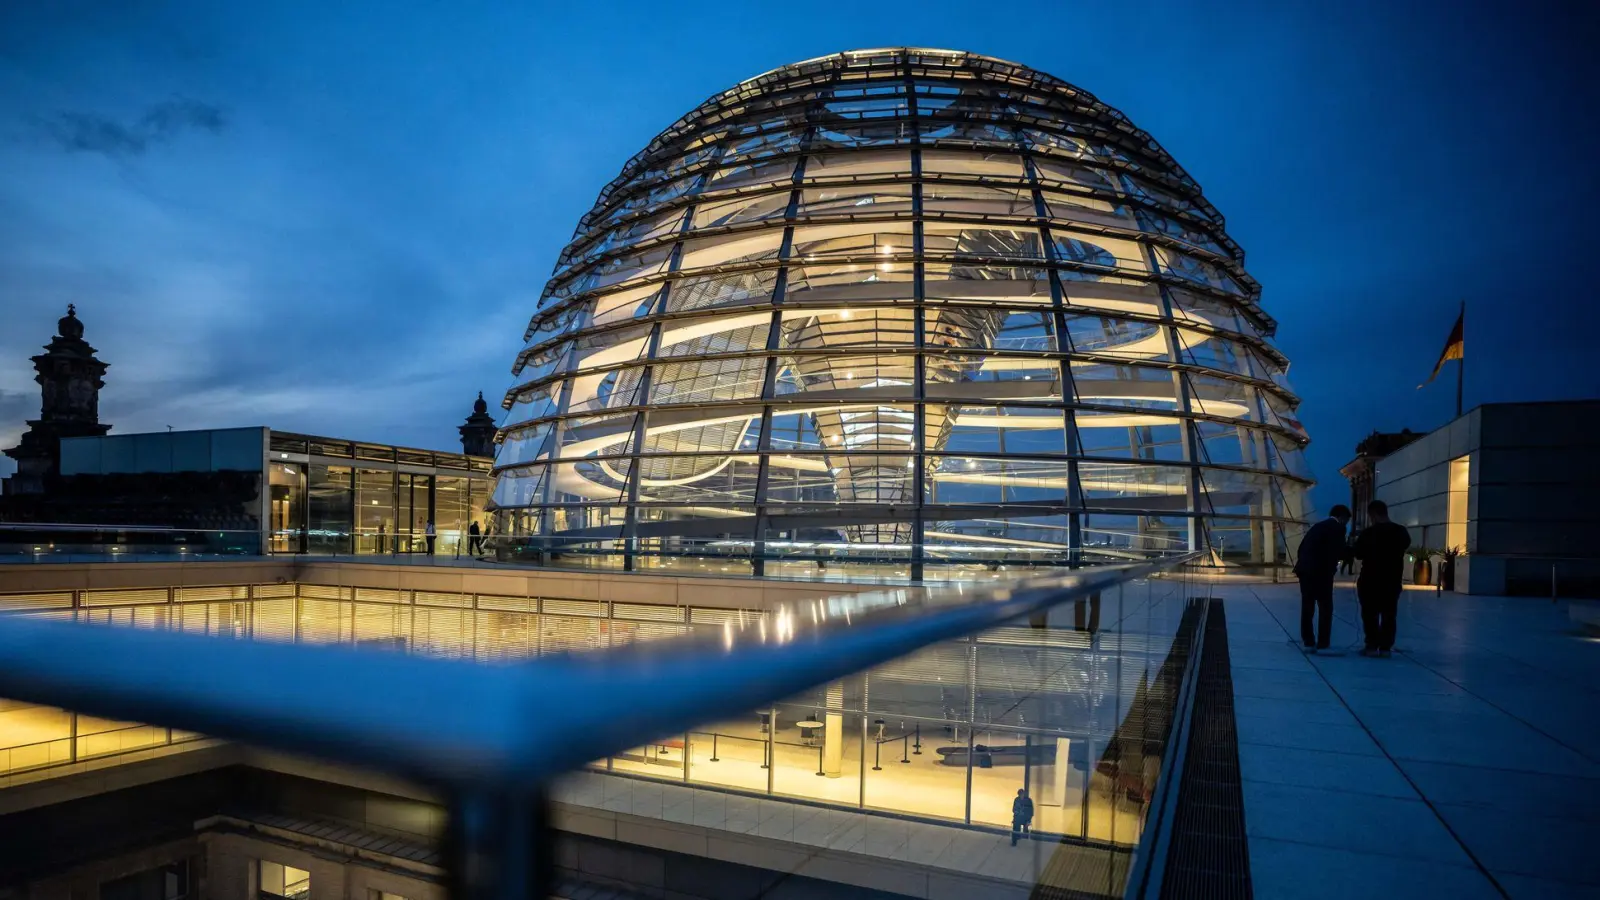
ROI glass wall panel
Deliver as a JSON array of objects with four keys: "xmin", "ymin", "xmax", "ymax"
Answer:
[
  {"xmin": 785, "ymin": 260, "xmax": 913, "ymax": 306},
  {"xmin": 791, "ymin": 223, "xmax": 915, "ymax": 260},
  {"xmin": 798, "ymin": 184, "xmax": 914, "ymax": 217},
  {"xmin": 664, "ymin": 269, "xmax": 778, "ymax": 314},
  {"xmin": 923, "ymin": 263, "xmax": 1052, "ymax": 305},
  {"xmin": 927, "ymin": 456, "xmax": 1070, "ymax": 504},
  {"xmin": 435, "ymin": 476, "xmax": 468, "ymax": 557},
  {"xmin": 778, "ymin": 307, "xmax": 914, "ymax": 349},
  {"xmin": 803, "ymin": 149, "xmax": 912, "ymax": 181},
  {"xmin": 692, "ymin": 191, "xmax": 790, "ymax": 229},
  {"xmin": 268, "ymin": 462, "xmax": 305, "ymax": 554},
  {"xmin": 922, "ymin": 183, "xmax": 1034, "ymax": 217},
  {"xmin": 397, "ymin": 473, "xmax": 432, "ymax": 554},
  {"xmin": 356, "ymin": 468, "xmax": 395, "ymax": 554},
  {"xmin": 307, "ymin": 464, "xmax": 352, "ymax": 554},
  {"xmin": 936, "ymin": 405, "xmax": 1068, "ymax": 455},
  {"xmin": 923, "ymin": 222, "xmax": 1043, "ymax": 259},
  {"xmin": 1079, "ymin": 416, "xmax": 1187, "ymax": 462},
  {"xmin": 649, "ymin": 358, "xmax": 767, "ymax": 405},
  {"xmin": 921, "ymin": 148, "xmax": 1026, "ymax": 178}
]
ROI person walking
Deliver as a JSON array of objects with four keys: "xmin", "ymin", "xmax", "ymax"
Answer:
[
  {"xmin": 1295, "ymin": 505, "xmax": 1352, "ymax": 652},
  {"xmin": 1011, "ymin": 788, "xmax": 1035, "ymax": 846},
  {"xmin": 468, "ymin": 520, "xmax": 482, "ymax": 555},
  {"xmin": 424, "ymin": 520, "xmax": 436, "ymax": 556},
  {"xmin": 1353, "ymin": 500, "xmax": 1411, "ymax": 657}
]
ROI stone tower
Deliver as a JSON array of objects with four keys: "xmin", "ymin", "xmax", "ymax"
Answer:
[
  {"xmin": 458, "ymin": 391, "xmax": 497, "ymax": 458},
  {"xmin": 3, "ymin": 305, "xmax": 112, "ymax": 495}
]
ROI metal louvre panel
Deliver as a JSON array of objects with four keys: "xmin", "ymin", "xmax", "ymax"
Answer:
[
  {"xmin": 414, "ymin": 591, "xmax": 472, "ymax": 608},
  {"xmin": 687, "ymin": 608, "xmax": 766, "ymax": 625},
  {"xmin": 0, "ymin": 592, "xmax": 73, "ymax": 612},
  {"xmin": 543, "ymin": 599, "xmax": 607, "ymax": 618},
  {"xmin": 474, "ymin": 610, "xmax": 535, "ymax": 662},
  {"xmin": 131, "ymin": 606, "xmax": 171, "ymax": 631},
  {"xmin": 84, "ymin": 588, "xmax": 168, "ymax": 607},
  {"xmin": 412, "ymin": 606, "xmax": 474, "ymax": 659},
  {"xmin": 296, "ymin": 599, "xmax": 350, "ymax": 644},
  {"xmin": 202, "ymin": 602, "xmax": 251, "ymax": 639},
  {"xmin": 255, "ymin": 583, "xmax": 295, "ymax": 599},
  {"xmin": 175, "ymin": 585, "xmax": 249, "ymax": 603},
  {"xmin": 354, "ymin": 587, "xmax": 405, "ymax": 605},
  {"xmin": 353, "ymin": 602, "xmax": 408, "ymax": 651},
  {"xmin": 539, "ymin": 614, "xmax": 605, "ymax": 654},
  {"xmin": 297, "ymin": 584, "xmax": 351, "ymax": 601},
  {"xmin": 251, "ymin": 597, "xmax": 298, "ymax": 643},
  {"xmin": 476, "ymin": 595, "xmax": 536, "ymax": 613},
  {"xmin": 610, "ymin": 603, "xmax": 685, "ymax": 623}
]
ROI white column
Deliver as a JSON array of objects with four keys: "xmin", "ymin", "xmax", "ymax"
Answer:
[
  {"xmin": 823, "ymin": 682, "xmax": 844, "ymax": 777},
  {"xmin": 1052, "ymin": 737, "xmax": 1072, "ymax": 806}
]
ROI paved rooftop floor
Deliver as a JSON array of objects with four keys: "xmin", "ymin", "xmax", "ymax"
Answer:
[{"xmin": 1228, "ymin": 582, "xmax": 1600, "ymax": 900}]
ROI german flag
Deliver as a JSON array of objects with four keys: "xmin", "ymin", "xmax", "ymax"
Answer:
[{"xmin": 1419, "ymin": 305, "xmax": 1464, "ymax": 387}]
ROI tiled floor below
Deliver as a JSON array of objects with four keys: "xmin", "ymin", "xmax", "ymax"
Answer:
[{"xmin": 1228, "ymin": 582, "xmax": 1600, "ymax": 900}]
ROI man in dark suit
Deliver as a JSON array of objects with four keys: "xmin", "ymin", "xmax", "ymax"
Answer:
[{"xmin": 1294, "ymin": 505, "xmax": 1352, "ymax": 651}]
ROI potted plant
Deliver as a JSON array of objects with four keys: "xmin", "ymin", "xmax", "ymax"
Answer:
[
  {"xmin": 1411, "ymin": 547, "xmax": 1437, "ymax": 586},
  {"xmin": 1440, "ymin": 546, "xmax": 1464, "ymax": 591}
]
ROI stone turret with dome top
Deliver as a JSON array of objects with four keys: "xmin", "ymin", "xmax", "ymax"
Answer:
[
  {"xmin": 3, "ymin": 305, "xmax": 112, "ymax": 496},
  {"xmin": 458, "ymin": 391, "xmax": 497, "ymax": 458}
]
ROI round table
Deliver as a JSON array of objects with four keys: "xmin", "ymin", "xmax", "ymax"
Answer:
[{"xmin": 796, "ymin": 719, "xmax": 824, "ymax": 745}]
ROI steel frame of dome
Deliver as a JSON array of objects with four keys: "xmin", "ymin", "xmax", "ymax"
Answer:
[{"xmin": 489, "ymin": 47, "xmax": 1312, "ymax": 578}]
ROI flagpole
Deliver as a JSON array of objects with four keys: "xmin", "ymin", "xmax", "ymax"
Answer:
[{"xmin": 1455, "ymin": 300, "xmax": 1464, "ymax": 418}]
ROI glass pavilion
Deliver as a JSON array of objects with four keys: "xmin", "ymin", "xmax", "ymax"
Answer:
[{"xmin": 489, "ymin": 48, "xmax": 1311, "ymax": 578}]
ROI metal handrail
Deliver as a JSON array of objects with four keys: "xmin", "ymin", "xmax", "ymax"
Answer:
[{"xmin": 0, "ymin": 550, "xmax": 1201, "ymax": 897}]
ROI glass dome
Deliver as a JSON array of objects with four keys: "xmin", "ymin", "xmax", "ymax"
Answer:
[{"xmin": 490, "ymin": 48, "xmax": 1310, "ymax": 578}]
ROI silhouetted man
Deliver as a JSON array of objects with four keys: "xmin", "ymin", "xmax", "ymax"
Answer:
[
  {"xmin": 468, "ymin": 520, "xmax": 482, "ymax": 555},
  {"xmin": 1354, "ymin": 500, "xmax": 1411, "ymax": 657},
  {"xmin": 1011, "ymin": 788, "xmax": 1034, "ymax": 846},
  {"xmin": 1295, "ymin": 505, "xmax": 1351, "ymax": 651}
]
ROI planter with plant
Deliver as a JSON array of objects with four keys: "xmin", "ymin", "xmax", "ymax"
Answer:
[
  {"xmin": 1440, "ymin": 546, "xmax": 1465, "ymax": 591},
  {"xmin": 1411, "ymin": 548, "xmax": 1439, "ymax": 586}
]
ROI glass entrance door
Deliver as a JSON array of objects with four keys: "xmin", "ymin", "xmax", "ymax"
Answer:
[
  {"xmin": 268, "ymin": 463, "xmax": 306, "ymax": 553},
  {"xmin": 397, "ymin": 473, "xmax": 434, "ymax": 553}
]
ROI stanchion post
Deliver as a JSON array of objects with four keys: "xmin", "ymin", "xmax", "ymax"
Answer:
[
  {"xmin": 709, "ymin": 733, "xmax": 719, "ymax": 762},
  {"xmin": 913, "ymin": 723, "xmax": 922, "ymax": 755}
]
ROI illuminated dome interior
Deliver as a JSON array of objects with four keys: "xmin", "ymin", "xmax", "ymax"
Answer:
[{"xmin": 488, "ymin": 48, "xmax": 1311, "ymax": 578}]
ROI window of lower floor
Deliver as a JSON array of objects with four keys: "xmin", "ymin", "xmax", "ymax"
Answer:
[{"xmin": 258, "ymin": 860, "xmax": 310, "ymax": 900}]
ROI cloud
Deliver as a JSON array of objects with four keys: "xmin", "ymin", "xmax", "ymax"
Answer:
[{"xmin": 32, "ymin": 98, "xmax": 226, "ymax": 158}]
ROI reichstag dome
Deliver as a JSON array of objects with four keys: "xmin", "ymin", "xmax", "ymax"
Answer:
[{"xmin": 490, "ymin": 48, "xmax": 1311, "ymax": 578}]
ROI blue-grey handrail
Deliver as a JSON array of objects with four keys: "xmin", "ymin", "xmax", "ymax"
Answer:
[{"xmin": 0, "ymin": 551, "xmax": 1200, "ymax": 895}]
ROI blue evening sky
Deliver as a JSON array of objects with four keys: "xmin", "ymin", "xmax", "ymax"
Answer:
[{"xmin": 2, "ymin": 0, "xmax": 1596, "ymax": 507}]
